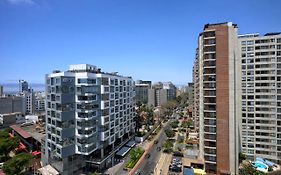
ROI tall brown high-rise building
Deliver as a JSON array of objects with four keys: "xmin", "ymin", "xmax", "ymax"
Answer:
[{"xmin": 193, "ymin": 22, "xmax": 241, "ymax": 174}]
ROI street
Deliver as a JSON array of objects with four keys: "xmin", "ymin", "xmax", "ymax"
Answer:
[{"xmin": 132, "ymin": 121, "xmax": 170, "ymax": 175}]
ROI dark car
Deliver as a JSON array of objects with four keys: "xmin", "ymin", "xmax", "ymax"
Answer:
[
  {"xmin": 154, "ymin": 140, "xmax": 159, "ymax": 144},
  {"xmin": 145, "ymin": 153, "xmax": 151, "ymax": 159},
  {"xmin": 157, "ymin": 147, "xmax": 161, "ymax": 151}
]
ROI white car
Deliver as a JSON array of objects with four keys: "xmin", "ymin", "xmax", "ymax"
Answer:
[{"xmin": 0, "ymin": 162, "xmax": 4, "ymax": 169}]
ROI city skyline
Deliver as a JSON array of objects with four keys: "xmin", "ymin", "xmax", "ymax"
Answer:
[{"xmin": 1, "ymin": 0, "xmax": 281, "ymax": 85}]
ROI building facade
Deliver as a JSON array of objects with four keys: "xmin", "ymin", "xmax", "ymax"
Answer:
[
  {"xmin": 35, "ymin": 92, "xmax": 46, "ymax": 112},
  {"xmin": 238, "ymin": 33, "xmax": 281, "ymax": 163},
  {"xmin": 22, "ymin": 90, "xmax": 35, "ymax": 114},
  {"xmin": 19, "ymin": 80, "xmax": 29, "ymax": 93},
  {"xmin": 0, "ymin": 85, "xmax": 3, "ymax": 97},
  {"xmin": 43, "ymin": 64, "xmax": 136, "ymax": 174},
  {"xmin": 163, "ymin": 82, "xmax": 177, "ymax": 101},
  {"xmin": 152, "ymin": 82, "xmax": 176, "ymax": 107},
  {"xmin": 193, "ymin": 22, "xmax": 241, "ymax": 174},
  {"xmin": 0, "ymin": 96, "xmax": 25, "ymax": 114},
  {"xmin": 135, "ymin": 80, "xmax": 152, "ymax": 105}
]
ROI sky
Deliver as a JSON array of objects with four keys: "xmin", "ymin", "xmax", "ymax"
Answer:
[{"xmin": 0, "ymin": 0, "xmax": 281, "ymax": 85}]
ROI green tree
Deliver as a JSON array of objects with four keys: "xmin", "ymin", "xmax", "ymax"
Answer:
[
  {"xmin": 0, "ymin": 134, "xmax": 20, "ymax": 159},
  {"xmin": 239, "ymin": 152, "xmax": 246, "ymax": 163},
  {"xmin": 239, "ymin": 163, "xmax": 265, "ymax": 175},
  {"xmin": 162, "ymin": 140, "xmax": 173, "ymax": 153},
  {"xmin": 129, "ymin": 147, "xmax": 143, "ymax": 162},
  {"xmin": 170, "ymin": 121, "xmax": 179, "ymax": 128},
  {"xmin": 181, "ymin": 120, "xmax": 193, "ymax": 128},
  {"xmin": 165, "ymin": 129, "xmax": 175, "ymax": 138},
  {"xmin": 0, "ymin": 130, "xmax": 9, "ymax": 139},
  {"xmin": 3, "ymin": 153, "xmax": 33, "ymax": 175}
]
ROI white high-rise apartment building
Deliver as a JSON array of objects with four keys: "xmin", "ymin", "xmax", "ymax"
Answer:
[
  {"xmin": 43, "ymin": 64, "xmax": 136, "ymax": 174},
  {"xmin": 238, "ymin": 33, "xmax": 281, "ymax": 163}
]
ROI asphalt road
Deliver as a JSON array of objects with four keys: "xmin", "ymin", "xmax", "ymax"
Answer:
[{"xmin": 133, "ymin": 121, "xmax": 170, "ymax": 175}]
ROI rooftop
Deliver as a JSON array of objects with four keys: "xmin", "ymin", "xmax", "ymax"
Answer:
[
  {"xmin": 204, "ymin": 22, "xmax": 238, "ymax": 29},
  {"xmin": 51, "ymin": 64, "xmax": 132, "ymax": 79},
  {"xmin": 10, "ymin": 123, "xmax": 45, "ymax": 142}
]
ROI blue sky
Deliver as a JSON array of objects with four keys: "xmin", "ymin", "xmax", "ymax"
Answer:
[{"xmin": 0, "ymin": 0, "xmax": 281, "ymax": 85}]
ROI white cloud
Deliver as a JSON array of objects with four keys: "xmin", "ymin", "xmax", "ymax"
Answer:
[{"xmin": 6, "ymin": 0, "xmax": 35, "ymax": 5}]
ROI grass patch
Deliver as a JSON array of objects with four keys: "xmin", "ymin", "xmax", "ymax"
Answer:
[{"xmin": 125, "ymin": 148, "xmax": 144, "ymax": 169}]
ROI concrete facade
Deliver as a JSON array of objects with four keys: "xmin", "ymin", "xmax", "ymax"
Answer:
[
  {"xmin": 238, "ymin": 33, "xmax": 281, "ymax": 163},
  {"xmin": 43, "ymin": 64, "xmax": 136, "ymax": 174},
  {"xmin": 0, "ymin": 96, "xmax": 25, "ymax": 114}
]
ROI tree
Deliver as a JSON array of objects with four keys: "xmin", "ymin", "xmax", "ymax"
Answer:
[
  {"xmin": 239, "ymin": 162, "xmax": 265, "ymax": 175},
  {"xmin": 165, "ymin": 129, "xmax": 175, "ymax": 138},
  {"xmin": 162, "ymin": 140, "xmax": 173, "ymax": 153},
  {"xmin": 239, "ymin": 152, "xmax": 246, "ymax": 163},
  {"xmin": 129, "ymin": 147, "xmax": 143, "ymax": 162},
  {"xmin": 181, "ymin": 120, "xmax": 193, "ymax": 128},
  {"xmin": 171, "ymin": 121, "xmax": 179, "ymax": 128},
  {"xmin": 3, "ymin": 153, "xmax": 33, "ymax": 175},
  {"xmin": 0, "ymin": 131, "xmax": 20, "ymax": 160}
]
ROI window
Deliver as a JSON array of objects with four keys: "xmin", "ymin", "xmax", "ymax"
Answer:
[
  {"xmin": 247, "ymin": 47, "xmax": 254, "ymax": 51},
  {"xmin": 247, "ymin": 40, "xmax": 254, "ymax": 45},
  {"xmin": 78, "ymin": 78, "xmax": 96, "ymax": 84}
]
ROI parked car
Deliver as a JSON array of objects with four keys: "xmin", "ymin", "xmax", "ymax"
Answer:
[
  {"xmin": 0, "ymin": 162, "xmax": 4, "ymax": 169},
  {"xmin": 134, "ymin": 169, "xmax": 142, "ymax": 175},
  {"xmin": 154, "ymin": 140, "xmax": 159, "ymax": 144},
  {"xmin": 145, "ymin": 153, "xmax": 151, "ymax": 159}
]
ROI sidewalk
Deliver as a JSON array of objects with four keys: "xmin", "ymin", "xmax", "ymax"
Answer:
[
  {"xmin": 104, "ymin": 161, "xmax": 125, "ymax": 175},
  {"xmin": 128, "ymin": 122, "xmax": 169, "ymax": 175},
  {"xmin": 154, "ymin": 153, "xmax": 172, "ymax": 175}
]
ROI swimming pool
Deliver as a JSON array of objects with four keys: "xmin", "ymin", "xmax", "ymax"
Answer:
[{"xmin": 252, "ymin": 161, "xmax": 268, "ymax": 169}]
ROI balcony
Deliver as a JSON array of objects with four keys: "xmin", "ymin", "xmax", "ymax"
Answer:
[
  {"xmin": 204, "ymin": 75, "xmax": 216, "ymax": 82},
  {"xmin": 57, "ymin": 111, "xmax": 75, "ymax": 121},
  {"xmin": 203, "ymin": 68, "xmax": 216, "ymax": 75},
  {"xmin": 204, "ymin": 126, "xmax": 216, "ymax": 133},
  {"xmin": 204, "ymin": 90, "xmax": 216, "ymax": 97},
  {"xmin": 100, "ymin": 131, "xmax": 110, "ymax": 141},
  {"xmin": 204, "ymin": 119, "xmax": 216, "ymax": 126},
  {"xmin": 203, "ymin": 83, "xmax": 216, "ymax": 90},
  {"xmin": 204, "ymin": 97, "xmax": 216, "ymax": 104},
  {"xmin": 204, "ymin": 106, "xmax": 216, "ymax": 112},
  {"xmin": 204, "ymin": 38, "xmax": 216, "ymax": 46},
  {"xmin": 203, "ymin": 31, "xmax": 215, "ymax": 39}
]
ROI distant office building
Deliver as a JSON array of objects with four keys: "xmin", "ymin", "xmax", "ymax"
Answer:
[
  {"xmin": 35, "ymin": 92, "xmax": 46, "ymax": 112},
  {"xmin": 135, "ymin": 80, "xmax": 152, "ymax": 105},
  {"xmin": 0, "ymin": 112, "xmax": 24, "ymax": 127},
  {"xmin": 43, "ymin": 64, "xmax": 136, "ymax": 174},
  {"xmin": 135, "ymin": 80, "xmax": 176, "ymax": 107},
  {"xmin": 238, "ymin": 33, "xmax": 281, "ymax": 163},
  {"xmin": 187, "ymin": 82, "xmax": 194, "ymax": 105},
  {"xmin": 151, "ymin": 82, "xmax": 177, "ymax": 107},
  {"xmin": 0, "ymin": 85, "xmax": 3, "ymax": 97},
  {"xmin": 19, "ymin": 80, "xmax": 29, "ymax": 93},
  {"xmin": 151, "ymin": 82, "xmax": 176, "ymax": 107},
  {"xmin": 22, "ymin": 90, "xmax": 35, "ymax": 114},
  {"xmin": 193, "ymin": 50, "xmax": 200, "ymax": 132},
  {"xmin": 193, "ymin": 22, "xmax": 241, "ymax": 174},
  {"xmin": 147, "ymin": 89, "xmax": 155, "ymax": 107},
  {"xmin": 163, "ymin": 82, "xmax": 177, "ymax": 101},
  {"xmin": 135, "ymin": 80, "xmax": 152, "ymax": 88},
  {"xmin": 0, "ymin": 96, "xmax": 25, "ymax": 114}
]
